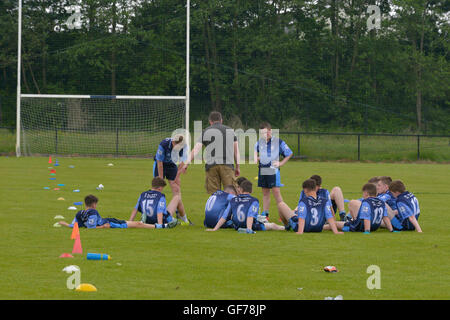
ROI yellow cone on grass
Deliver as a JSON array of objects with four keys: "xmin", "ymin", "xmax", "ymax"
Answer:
[{"xmin": 75, "ymin": 283, "xmax": 97, "ymax": 292}]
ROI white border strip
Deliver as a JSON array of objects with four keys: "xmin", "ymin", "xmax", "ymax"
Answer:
[{"xmin": 21, "ymin": 94, "xmax": 186, "ymax": 100}]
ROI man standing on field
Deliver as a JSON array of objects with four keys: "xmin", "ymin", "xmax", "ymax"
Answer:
[{"xmin": 177, "ymin": 111, "xmax": 240, "ymax": 194}]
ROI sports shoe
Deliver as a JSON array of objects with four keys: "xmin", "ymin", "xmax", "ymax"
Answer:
[
  {"xmin": 167, "ymin": 218, "xmax": 179, "ymax": 229},
  {"xmin": 256, "ymin": 214, "xmax": 268, "ymax": 224},
  {"xmin": 180, "ymin": 218, "xmax": 194, "ymax": 226}
]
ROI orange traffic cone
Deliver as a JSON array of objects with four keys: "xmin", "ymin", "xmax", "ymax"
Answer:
[
  {"xmin": 48, "ymin": 156, "xmax": 52, "ymax": 164},
  {"xmin": 72, "ymin": 234, "xmax": 83, "ymax": 254},
  {"xmin": 71, "ymin": 222, "xmax": 80, "ymax": 240}
]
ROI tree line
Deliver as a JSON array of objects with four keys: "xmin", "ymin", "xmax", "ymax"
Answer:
[{"xmin": 0, "ymin": 0, "xmax": 448, "ymax": 134}]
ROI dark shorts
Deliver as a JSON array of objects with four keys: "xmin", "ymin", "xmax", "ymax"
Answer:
[
  {"xmin": 331, "ymin": 200, "xmax": 337, "ymax": 213},
  {"xmin": 391, "ymin": 216, "xmax": 416, "ymax": 231},
  {"xmin": 257, "ymin": 167, "xmax": 282, "ymax": 189},
  {"xmin": 288, "ymin": 216, "xmax": 299, "ymax": 232},
  {"xmin": 233, "ymin": 220, "xmax": 266, "ymax": 231},
  {"xmin": 343, "ymin": 217, "xmax": 364, "ymax": 232},
  {"xmin": 153, "ymin": 161, "xmax": 178, "ymax": 181},
  {"xmin": 144, "ymin": 210, "xmax": 174, "ymax": 225},
  {"xmin": 104, "ymin": 218, "xmax": 127, "ymax": 228},
  {"xmin": 288, "ymin": 216, "xmax": 324, "ymax": 233},
  {"xmin": 252, "ymin": 221, "xmax": 266, "ymax": 231}
]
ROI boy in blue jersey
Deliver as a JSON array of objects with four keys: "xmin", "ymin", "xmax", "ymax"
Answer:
[
  {"xmin": 153, "ymin": 135, "xmax": 192, "ymax": 225},
  {"xmin": 204, "ymin": 185, "xmax": 237, "ymax": 228},
  {"xmin": 254, "ymin": 122, "xmax": 293, "ymax": 222},
  {"xmin": 376, "ymin": 176, "xmax": 398, "ymax": 219},
  {"xmin": 388, "ymin": 180, "xmax": 422, "ymax": 232},
  {"xmin": 301, "ymin": 175, "xmax": 347, "ymax": 221},
  {"xmin": 128, "ymin": 177, "xmax": 183, "ymax": 229},
  {"xmin": 207, "ymin": 180, "xmax": 285, "ymax": 232},
  {"xmin": 330, "ymin": 183, "xmax": 394, "ymax": 233},
  {"xmin": 58, "ymin": 195, "xmax": 174, "ymax": 229},
  {"xmin": 278, "ymin": 179, "xmax": 342, "ymax": 234}
]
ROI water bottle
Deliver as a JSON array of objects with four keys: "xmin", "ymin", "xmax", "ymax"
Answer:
[{"xmin": 87, "ymin": 253, "xmax": 110, "ymax": 260}]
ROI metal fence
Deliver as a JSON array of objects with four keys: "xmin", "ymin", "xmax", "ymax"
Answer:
[
  {"xmin": 279, "ymin": 131, "xmax": 450, "ymax": 161},
  {"xmin": 2, "ymin": 126, "xmax": 449, "ymax": 161}
]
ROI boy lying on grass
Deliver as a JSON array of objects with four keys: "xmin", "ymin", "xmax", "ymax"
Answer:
[{"xmin": 59, "ymin": 194, "xmax": 178, "ymax": 229}]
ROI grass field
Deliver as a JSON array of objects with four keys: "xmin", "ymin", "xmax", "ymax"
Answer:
[{"xmin": 0, "ymin": 157, "xmax": 449, "ymax": 300}]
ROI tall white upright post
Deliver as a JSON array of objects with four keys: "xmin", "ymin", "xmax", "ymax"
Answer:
[
  {"xmin": 186, "ymin": 0, "xmax": 190, "ymax": 144},
  {"xmin": 16, "ymin": 0, "xmax": 23, "ymax": 157}
]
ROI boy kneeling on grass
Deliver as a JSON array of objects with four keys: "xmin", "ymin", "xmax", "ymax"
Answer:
[{"xmin": 59, "ymin": 193, "xmax": 177, "ymax": 230}]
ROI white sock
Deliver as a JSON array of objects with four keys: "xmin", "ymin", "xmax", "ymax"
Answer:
[{"xmin": 180, "ymin": 215, "xmax": 188, "ymax": 223}]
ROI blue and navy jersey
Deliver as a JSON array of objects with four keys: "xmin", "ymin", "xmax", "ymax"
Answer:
[
  {"xmin": 395, "ymin": 191, "xmax": 420, "ymax": 224},
  {"xmin": 230, "ymin": 194, "xmax": 260, "ymax": 229},
  {"xmin": 75, "ymin": 209, "xmax": 108, "ymax": 228},
  {"xmin": 300, "ymin": 188, "xmax": 331, "ymax": 202},
  {"xmin": 204, "ymin": 190, "xmax": 236, "ymax": 227},
  {"xmin": 135, "ymin": 190, "xmax": 169, "ymax": 224},
  {"xmin": 154, "ymin": 138, "xmax": 186, "ymax": 164},
  {"xmin": 377, "ymin": 191, "xmax": 397, "ymax": 210},
  {"xmin": 358, "ymin": 197, "xmax": 388, "ymax": 231},
  {"xmin": 297, "ymin": 196, "xmax": 334, "ymax": 232},
  {"xmin": 254, "ymin": 137, "xmax": 292, "ymax": 168}
]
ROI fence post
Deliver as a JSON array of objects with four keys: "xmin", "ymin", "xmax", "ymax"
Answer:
[
  {"xmin": 357, "ymin": 134, "xmax": 361, "ymax": 161},
  {"xmin": 55, "ymin": 128, "xmax": 58, "ymax": 154},
  {"xmin": 417, "ymin": 135, "xmax": 420, "ymax": 161},
  {"xmin": 297, "ymin": 133, "xmax": 300, "ymax": 157},
  {"xmin": 116, "ymin": 128, "xmax": 119, "ymax": 157}
]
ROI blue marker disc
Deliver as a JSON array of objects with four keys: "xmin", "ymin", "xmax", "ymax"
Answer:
[
  {"xmin": 43, "ymin": 187, "xmax": 50, "ymax": 190},
  {"xmin": 57, "ymin": 184, "xmax": 65, "ymax": 186},
  {"xmin": 73, "ymin": 202, "xmax": 83, "ymax": 205},
  {"xmin": 73, "ymin": 189, "xmax": 80, "ymax": 193},
  {"xmin": 49, "ymin": 177, "xmax": 56, "ymax": 180}
]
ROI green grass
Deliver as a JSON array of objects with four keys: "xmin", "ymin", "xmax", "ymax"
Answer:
[{"xmin": 0, "ymin": 157, "xmax": 449, "ymax": 299}]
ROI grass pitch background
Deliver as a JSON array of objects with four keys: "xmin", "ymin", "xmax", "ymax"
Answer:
[{"xmin": 0, "ymin": 157, "xmax": 449, "ymax": 299}]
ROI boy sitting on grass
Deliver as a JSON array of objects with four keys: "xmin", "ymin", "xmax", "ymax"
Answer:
[{"xmin": 59, "ymin": 194, "xmax": 177, "ymax": 229}]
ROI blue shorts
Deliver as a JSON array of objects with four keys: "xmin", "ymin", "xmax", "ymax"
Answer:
[
  {"xmin": 288, "ymin": 216, "xmax": 324, "ymax": 233},
  {"xmin": 104, "ymin": 218, "xmax": 128, "ymax": 229},
  {"xmin": 144, "ymin": 211, "xmax": 173, "ymax": 225},
  {"xmin": 203, "ymin": 216, "xmax": 234, "ymax": 229},
  {"xmin": 343, "ymin": 217, "xmax": 364, "ymax": 232},
  {"xmin": 233, "ymin": 220, "xmax": 266, "ymax": 231},
  {"xmin": 257, "ymin": 167, "xmax": 283, "ymax": 189},
  {"xmin": 252, "ymin": 221, "xmax": 266, "ymax": 231},
  {"xmin": 392, "ymin": 216, "xmax": 417, "ymax": 231},
  {"xmin": 153, "ymin": 161, "xmax": 178, "ymax": 181}
]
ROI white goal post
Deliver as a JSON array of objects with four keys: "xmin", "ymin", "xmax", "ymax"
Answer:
[{"xmin": 15, "ymin": 0, "xmax": 191, "ymax": 157}]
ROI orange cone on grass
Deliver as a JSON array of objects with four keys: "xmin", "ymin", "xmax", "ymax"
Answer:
[
  {"xmin": 71, "ymin": 222, "xmax": 80, "ymax": 240},
  {"xmin": 72, "ymin": 234, "xmax": 82, "ymax": 254},
  {"xmin": 48, "ymin": 156, "xmax": 52, "ymax": 164},
  {"xmin": 71, "ymin": 222, "xmax": 82, "ymax": 254}
]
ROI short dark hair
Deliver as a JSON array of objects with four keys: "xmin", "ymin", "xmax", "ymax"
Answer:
[
  {"xmin": 240, "ymin": 180, "xmax": 253, "ymax": 193},
  {"xmin": 236, "ymin": 177, "xmax": 248, "ymax": 187},
  {"xmin": 368, "ymin": 176, "xmax": 380, "ymax": 184},
  {"xmin": 389, "ymin": 180, "xmax": 406, "ymax": 194},
  {"xmin": 209, "ymin": 111, "xmax": 222, "ymax": 123},
  {"xmin": 302, "ymin": 179, "xmax": 316, "ymax": 192},
  {"xmin": 310, "ymin": 175, "xmax": 322, "ymax": 186},
  {"xmin": 362, "ymin": 183, "xmax": 377, "ymax": 196},
  {"xmin": 224, "ymin": 185, "xmax": 237, "ymax": 194},
  {"xmin": 85, "ymin": 194, "xmax": 98, "ymax": 207},
  {"xmin": 259, "ymin": 122, "xmax": 271, "ymax": 130},
  {"xmin": 378, "ymin": 176, "xmax": 392, "ymax": 186},
  {"xmin": 152, "ymin": 177, "xmax": 167, "ymax": 188}
]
